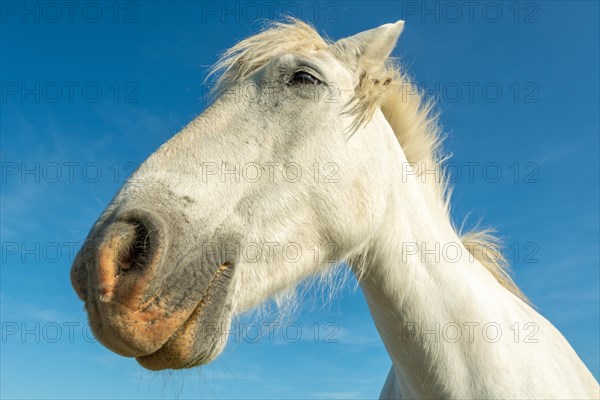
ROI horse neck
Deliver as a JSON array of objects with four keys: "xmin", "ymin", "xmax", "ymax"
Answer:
[{"xmin": 353, "ymin": 137, "xmax": 531, "ymax": 398}]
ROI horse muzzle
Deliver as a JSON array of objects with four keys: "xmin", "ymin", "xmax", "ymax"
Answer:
[{"xmin": 70, "ymin": 208, "xmax": 235, "ymax": 370}]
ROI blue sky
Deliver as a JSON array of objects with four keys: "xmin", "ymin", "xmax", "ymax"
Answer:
[{"xmin": 1, "ymin": 1, "xmax": 598, "ymax": 399}]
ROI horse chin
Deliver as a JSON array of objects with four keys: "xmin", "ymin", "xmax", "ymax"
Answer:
[
  {"xmin": 136, "ymin": 340, "xmax": 225, "ymax": 370},
  {"xmin": 135, "ymin": 267, "xmax": 235, "ymax": 371},
  {"xmin": 135, "ymin": 299, "xmax": 232, "ymax": 370}
]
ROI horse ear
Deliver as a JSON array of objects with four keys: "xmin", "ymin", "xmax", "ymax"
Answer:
[{"xmin": 332, "ymin": 21, "xmax": 404, "ymax": 68}]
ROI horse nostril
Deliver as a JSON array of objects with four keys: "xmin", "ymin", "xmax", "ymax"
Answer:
[
  {"xmin": 95, "ymin": 210, "xmax": 165, "ymax": 303},
  {"xmin": 119, "ymin": 221, "xmax": 151, "ymax": 272}
]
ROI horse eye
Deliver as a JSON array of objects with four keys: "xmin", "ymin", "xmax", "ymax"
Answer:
[{"xmin": 289, "ymin": 71, "xmax": 321, "ymax": 85}]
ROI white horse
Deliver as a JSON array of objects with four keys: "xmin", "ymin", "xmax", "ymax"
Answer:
[{"xmin": 71, "ymin": 19, "xmax": 599, "ymax": 399}]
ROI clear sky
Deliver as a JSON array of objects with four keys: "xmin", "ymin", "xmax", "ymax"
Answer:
[{"xmin": 1, "ymin": 1, "xmax": 598, "ymax": 399}]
